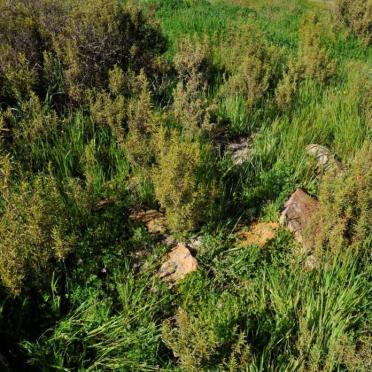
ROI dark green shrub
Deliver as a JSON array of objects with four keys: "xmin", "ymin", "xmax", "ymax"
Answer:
[
  {"xmin": 54, "ymin": 0, "xmax": 166, "ymax": 101},
  {"xmin": 0, "ymin": 0, "xmax": 68, "ymax": 101}
]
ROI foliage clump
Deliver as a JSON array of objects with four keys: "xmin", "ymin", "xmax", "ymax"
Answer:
[
  {"xmin": 152, "ymin": 128, "xmax": 217, "ymax": 233},
  {"xmin": 162, "ymin": 300, "xmax": 251, "ymax": 370},
  {"xmin": 337, "ymin": 0, "xmax": 372, "ymax": 45},
  {"xmin": 275, "ymin": 13, "xmax": 336, "ymax": 109},
  {"xmin": 173, "ymin": 35, "xmax": 212, "ymax": 86},
  {"xmin": 221, "ymin": 24, "xmax": 282, "ymax": 109},
  {"xmin": 306, "ymin": 142, "xmax": 372, "ymax": 259},
  {"xmin": 0, "ymin": 0, "xmax": 166, "ymax": 103},
  {"xmin": 54, "ymin": 0, "xmax": 166, "ymax": 101},
  {"xmin": 0, "ymin": 174, "xmax": 75, "ymax": 294}
]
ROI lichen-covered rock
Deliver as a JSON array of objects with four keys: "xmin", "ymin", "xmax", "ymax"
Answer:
[
  {"xmin": 280, "ymin": 189, "xmax": 319, "ymax": 251},
  {"xmin": 159, "ymin": 243, "xmax": 198, "ymax": 284},
  {"xmin": 306, "ymin": 144, "xmax": 344, "ymax": 173}
]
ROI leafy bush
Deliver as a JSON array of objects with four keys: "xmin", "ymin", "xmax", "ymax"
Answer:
[
  {"xmin": 54, "ymin": 0, "xmax": 166, "ymax": 101},
  {"xmin": 0, "ymin": 0, "xmax": 67, "ymax": 102},
  {"xmin": 275, "ymin": 13, "xmax": 336, "ymax": 109},
  {"xmin": 173, "ymin": 35, "xmax": 212, "ymax": 86},
  {"xmin": 221, "ymin": 24, "xmax": 282, "ymax": 109},
  {"xmin": 162, "ymin": 295, "xmax": 251, "ymax": 370},
  {"xmin": 1, "ymin": 93, "xmax": 59, "ymax": 158},
  {"xmin": 0, "ymin": 0, "xmax": 166, "ymax": 103},
  {"xmin": 337, "ymin": 0, "xmax": 372, "ymax": 45},
  {"xmin": 306, "ymin": 142, "xmax": 371, "ymax": 259},
  {"xmin": 0, "ymin": 175, "xmax": 75, "ymax": 294},
  {"xmin": 298, "ymin": 13, "xmax": 337, "ymax": 84},
  {"xmin": 152, "ymin": 128, "xmax": 217, "ymax": 233}
]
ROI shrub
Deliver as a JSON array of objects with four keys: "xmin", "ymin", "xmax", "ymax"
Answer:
[
  {"xmin": 172, "ymin": 78, "xmax": 215, "ymax": 136},
  {"xmin": 275, "ymin": 57, "xmax": 303, "ymax": 110},
  {"xmin": 152, "ymin": 128, "xmax": 217, "ymax": 233},
  {"xmin": 221, "ymin": 24, "xmax": 282, "ymax": 109},
  {"xmin": 337, "ymin": 0, "xmax": 372, "ymax": 45},
  {"xmin": 0, "ymin": 175, "xmax": 75, "ymax": 294},
  {"xmin": 88, "ymin": 90, "xmax": 126, "ymax": 146},
  {"xmin": 275, "ymin": 13, "xmax": 336, "ymax": 109},
  {"xmin": 54, "ymin": 0, "xmax": 166, "ymax": 101},
  {"xmin": 125, "ymin": 71, "xmax": 159, "ymax": 169},
  {"xmin": 5, "ymin": 93, "xmax": 59, "ymax": 147},
  {"xmin": 162, "ymin": 295, "xmax": 251, "ymax": 370},
  {"xmin": 0, "ymin": 0, "xmax": 68, "ymax": 102},
  {"xmin": 298, "ymin": 13, "xmax": 337, "ymax": 84},
  {"xmin": 0, "ymin": 0, "xmax": 166, "ymax": 103},
  {"xmin": 305, "ymin": 142, "xmax": 372, "ymax": 260},
  {"xmin": 173, "ymin": 35, "xmax": 212, "ymax": 87}
]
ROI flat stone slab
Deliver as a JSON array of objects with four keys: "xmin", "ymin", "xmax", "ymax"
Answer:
[{"xmin": 237, "ymin": 222, "xmax": 279, "ymax": 247}]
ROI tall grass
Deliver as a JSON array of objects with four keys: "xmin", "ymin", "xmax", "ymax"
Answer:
[{"xmin": 0, "ymin": 0, "xmax": 370, "ymax": 370}]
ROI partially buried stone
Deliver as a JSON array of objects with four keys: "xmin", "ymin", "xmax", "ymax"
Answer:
[
  {"xmin": 279, "ymin": 189, "xmax": 319, "ymax": 252},
  {"xmin": 237, "ymin": 222, "xmax": 278, "ymax": 248},
  {"xmin": 306, "ymin": 144, "xmax": 343, "ymax": 173},
  {"xmin": 159, "ymin": 243, "xmax": 198, "ymax": 284},
  {"xmin": 129, "ymin": 209, "xmax": 167, "ymax": 234}
]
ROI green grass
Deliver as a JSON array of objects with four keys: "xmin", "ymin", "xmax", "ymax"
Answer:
[{"xmin": 0, "ymin": 0, "xmax": 371, "ymax": 370}]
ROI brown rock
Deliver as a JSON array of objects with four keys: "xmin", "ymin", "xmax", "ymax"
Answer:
[
  {"xmin": 237, "ymin": 222, "xmax": 278, "ymax": 248},
  {"xmin": 159, "ymin": 243, "xmax": 198, "ymax": 283},
  {"xmin": 130, "ymin": 209, "xmax": 167, "ymax": 234},
  {"xmin": 280, "ymin": 189, "xmax": 319, "ymax": 251}
]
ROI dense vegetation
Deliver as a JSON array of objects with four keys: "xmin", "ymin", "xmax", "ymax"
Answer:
[{"xmin": 0, "ymin": 0, "xmax": 370, "ymax": 370}]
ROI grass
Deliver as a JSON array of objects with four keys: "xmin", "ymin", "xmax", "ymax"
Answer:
[{"xmin": 0, "ymin": 0, "xmax": 371, "ymax": 370}]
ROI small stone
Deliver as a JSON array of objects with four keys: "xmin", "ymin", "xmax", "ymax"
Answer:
[
  {"xmin": 237, "ymin": 222, "xmax": 279, "ymax": 248},
  {"xmin": 306, "ymin": 144, "xmax": 344, "ymax": 173},
  {"xmin": 159, "ymin": 243, "xmax": 198, "ymax": 284}
]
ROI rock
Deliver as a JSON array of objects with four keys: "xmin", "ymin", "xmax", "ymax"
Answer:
[
  {"xmin": 159, "ymin": 243, "xmax": 198, "ymax": 283},
  {"xmin": 130, "ymin": 209, "xmax": 167, "ymax": 234},
  {"xmin": 306, "ymin": 144, "xmax": 343, "ymax": 173},
  {"xmin": 280, "ymin": 189, "xmax": 319, "ymax": 251},
  {"xmin": 237, "ymin": 222, "xmax": 278, "ymax": 248},
  {"xmin": 226, "ymin": 137, "xmax": 251, "ymax": 165}
]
